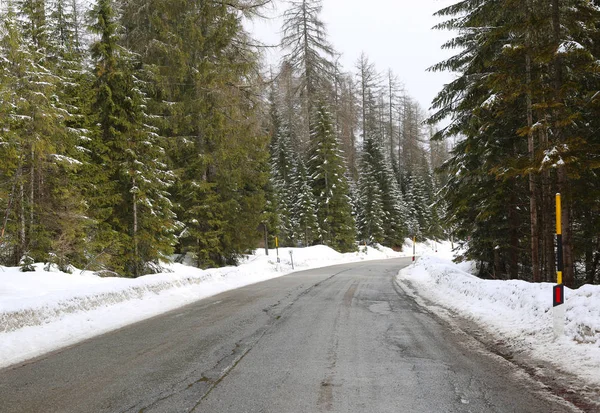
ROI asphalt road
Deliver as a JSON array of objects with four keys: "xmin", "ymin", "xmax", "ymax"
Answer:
[{"xmin": 0, "ymin": 258, "xmax": 578, "ymax": 413}]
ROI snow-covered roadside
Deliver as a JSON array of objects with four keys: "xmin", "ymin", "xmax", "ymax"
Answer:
[
  {"xmin": 396, "ymin": 243, "xmax": 600, "ymax": 388},
  {"xmin": 0, "ymin": 244, "xmax": 404, "ymax": 369}
]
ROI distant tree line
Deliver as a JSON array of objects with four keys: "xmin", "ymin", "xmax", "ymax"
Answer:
[
  {"xmin": 265, "ymin": 0, "xmax": 448, "ymax": 252},
  {"xmin": 0, "ymin": 0, "xmax": 447, "ymax": 277},
  {"xmin": 430, "ymin": 0, "xmax": 600, "ymax": 286}
]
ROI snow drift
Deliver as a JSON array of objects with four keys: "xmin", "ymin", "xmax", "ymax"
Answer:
[
  {"xmin": 0, "ymin": 244, "xmax": 402, "ymax": 368},
  {"xmin": 397, "ymin": 251, "xmax": 600, "ymax": 386}
]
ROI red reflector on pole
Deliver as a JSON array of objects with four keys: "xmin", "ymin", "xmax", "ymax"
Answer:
[{"xmin": 553, "ymin": 284, "xmax": 564, "ymax": 307}]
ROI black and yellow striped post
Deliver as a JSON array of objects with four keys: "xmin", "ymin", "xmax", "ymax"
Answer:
[
  {"xmin": 556, "ymin": 193, "xmax": 563, "ymax": 285},
  {"xmin": 553, "ymin": 193, "xmax": 565, "ymax": 338}
]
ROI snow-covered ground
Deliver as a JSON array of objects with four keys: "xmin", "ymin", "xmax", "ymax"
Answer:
[
  {"xmin": 396, "ymin": 242, "xmax": 600, "ymax": 388},
  {"xmin": 8, "ymin": 237, "xmax": 596, "ymax": 391},
  {"xmin": 0, "ymin": 244, "xmax": 406, "ymax": 369}
]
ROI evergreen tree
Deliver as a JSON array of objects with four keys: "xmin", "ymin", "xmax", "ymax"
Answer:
[
  {"xmin": 430, "ymin": 0, "xmax": 600, "ymax": 284},
  {"xmin": 0, "ymin": 0, "xmax": 87, "ymax": 269},
  {"xmin": 281, "ymin": 0, "xmax": 335, "ymax": 150},
  {"xmin": 356, "ymin": 158, "xmax": 385, "ymax": 245},
  {"xmin": 0, "ymin": 3, "xmax": 29, "ymax": 264},
  {"xmin": 45, "ymin": 0, "xmax": 92, "ymax": 271},
  {"xmin": 122, "ymin": 0, "xmax": 269, "ymax": 268},
  {"xmin": 360, "ymin": 134, "xmax": 407, "ymax": 247},
  {"xmin": 269, "ymin": 99, "xmax": 297, "ymax": 246},
  {"xmin": 307, "ymin": 101, "xmax": 356, "ymax": 252},
  {"xmin": 406, "ymin": 172, "xmax": 429, "ymax": 239},
  {"xmin": 87, "ymin": 0, "xmax": 177, "ymax": 277},
  {"xmin": 355, "ymin": 55, "xmax": 407, "ymax": 248},
  {"xmin": 291, "ymin": 159, "xmax": 319, "ymax": 246}
]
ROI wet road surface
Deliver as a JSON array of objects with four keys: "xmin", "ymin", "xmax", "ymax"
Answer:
[{"xmin": 0, "ymin": 258, "xmax": 578, "ymax": 412}]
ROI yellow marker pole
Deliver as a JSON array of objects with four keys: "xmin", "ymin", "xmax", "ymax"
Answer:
[
  {"xmin": 556, "ymin": 194, "xmax": 562, "ymax": 285},
  {"xmin": 275, "ymin": 236, "xmax": 280, "ymax": 263},
  {"xmin": 554, "ymin": 193, "xmax": 565, "ymax": 338}
]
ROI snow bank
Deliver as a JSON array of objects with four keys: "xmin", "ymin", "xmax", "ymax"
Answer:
[
  {"xmin": 397, "ymin": 249, "xmax": 600, "ymax": 386},
  {"xmin": 0, "ymin": 244, "xmax": 401, "ymax": 368}
]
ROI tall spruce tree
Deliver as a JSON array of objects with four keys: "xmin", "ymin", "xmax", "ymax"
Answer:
[
  {"xmin": 291, "ymin": 159, "xmax": 320, "ymax": 246},
  {"xmin": 281, "ymin": 0, "xmax": 335, "ymax": 150},
  {"xmin": 0, "ymin": 2, "xmax": 29, "ymax": 265},
  {"xmin": 360, "ymin": 134, "xmax": 407, "ymax": 247},
  {"xmin": 87, "ymin": 0, "xmax": 177, "ymax": 277},
  {"xmin": 0, "ymin": 0, "xmax": 87, "ymax": 269},
  {"xmin": 356, "ymin": 53, "xmax": 407, "ymax": 248},
  {"xmin": 356, "ymin": 156, "xmax": 385, "ymax": 245},
  {"xmin": 269, "ymin": 92, "xmax": 298, "ymax": 246},
  {"xmin": 122, "ymin": 0, "xmax": 269, "ymax": 268},
  {"xmin": 430, "ymin": 0, "xmax": 600, "ymax": 283},
  {"xmin": 307, "ymin": 101, "xmax": 356, "ymax": 252}
]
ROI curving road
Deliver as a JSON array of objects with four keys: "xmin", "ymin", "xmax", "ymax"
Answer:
[{"xmin": 0, "ymin": 258, "xmax": 577, "ymax": 412}]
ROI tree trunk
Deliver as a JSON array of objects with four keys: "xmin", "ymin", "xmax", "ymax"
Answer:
[
  {"xmin": 1, "ymin": 167, "xmax": 20, "ymax": 244},
  {"xmin": 493, "ymin": 247, "xmax": 501, "ymax": 279},
  {"xmin": 589, "ymin": 238, "xmax": 600, "ymax": 285},
  {"xmin": 132, "ymin": 178, "xmax": 139, "ymax": 277},
  {"xmin": 551, "ymin": 0, "xmax": 574, "ymax": 287},
  {"xmin": 558, "ymin": 166, "xmax": 575, "ymax": 287},
  {"xmin": 388, "ymin": 72, "xmax": 394, "ymax": 160},
  {"xmin": 19, "ymin": 179, "xmax": 26, "ymax": 259},
  {"xmin": 542, "ymin": 169, "xmax": 555, "ymax": 282},
  {"xmin": 72, "ymin": 0, "xmax": 81, "ymax": 51},
  {"xmin": 508, "ymin": 190, "xmax": 519, "ymax": 279},
  {"xmin": 541, "ymin": 127, "xmax": 556, "ymax": 283},
  {"xmin": 525, "ymin": 46, "xmax": 541, "ymax": 282},
  {"xmin": 584, "ymin": 220, "xmax": 594, "ymax": 283},
  {"xmin": 30, "ymin": 148, "xmax": 34, "ymax": 242}
]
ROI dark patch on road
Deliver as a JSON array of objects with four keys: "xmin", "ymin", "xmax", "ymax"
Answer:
[{"xmin": 343, "ymin": 283, "xmax": 358, "ymax": 307}]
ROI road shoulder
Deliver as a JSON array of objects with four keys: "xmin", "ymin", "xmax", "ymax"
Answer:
[{"xmin": 394, "ymin": 276, "xmax": 598, "ymax": 412}]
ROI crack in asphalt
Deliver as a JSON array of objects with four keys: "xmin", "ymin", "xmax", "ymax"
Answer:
[
  {"xmin": 133, "ymin": 265, "xmax": 362, "ymax": 413},
  {"xmin": 190, "ymin": 266, "xmax": 361, "ymax": 413}
]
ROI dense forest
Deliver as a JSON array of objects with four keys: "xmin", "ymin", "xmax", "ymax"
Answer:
[
  {"xmin": 0, "ymin": 0, "xmax": 444, "ymax": 277},
  {"xmin": 430, "ymin": 0, "xmax": 600, "ymax": 287},
  {"xmin": 3, "ymin": 0, "xmax": 599, "ymax": 288}
]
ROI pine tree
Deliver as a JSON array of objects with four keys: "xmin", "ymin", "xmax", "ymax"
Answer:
[
  {"xmin": 429, "ymin": 0, "xmax": 600, "ymax": 284},
  {"xmin": 291, "ymin": 159, "xmax": 319, "ymax": 246},
  {"xmin": 122, "ymin": 0, "xmax": 270, "ymax": 268},
  {"xmin": 0, "ymin": 3, "xmax": 28, "ymax": 264},
  {"xmin": 0, "ymin": 0, "xmax": 87, "ymax": 269},
  {"xmin": 360, "ymin": 134, "xmax": 407, "ymax": 247},
  {"xmin": 406, "ymin": 172, "xmax": 429, "ymax": 239},
  {"xmin": 356, "ymin": 159, "xmax": 385, "ymax": 245},
  {"xmin": 281, "ymin": 0, "xmax": 335, "ymax": 150},
  {"xmin": 307, "ymin": 101, "xmax": 356, "ymax": 252},
  {"xmin": 269, "ymin": 98, "xmax": 297, "ymax": 245},
  {"xmin": 45, "ymin": 0, "xmax": 92, "ymax": 271},
  {"xmin": 356, "ymin": 53, "xmax": 407, "ymax": 248},
  {"xmin": 335, "ymin": 72, "xmax": 359, "ymax": 181},
  {"xmin": 87, "ymin": 0, "xmax": 177, "ymax": 277}
]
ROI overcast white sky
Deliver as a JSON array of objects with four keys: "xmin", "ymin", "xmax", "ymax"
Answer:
[{"xmin": 248, "ymin": 0, "xmax": 457, "ymax": 113}]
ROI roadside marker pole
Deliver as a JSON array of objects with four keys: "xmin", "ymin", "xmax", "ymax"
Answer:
[
  {"xmin": 275, "ymin": 236, "xmax": 280, "ymax": 263},
  {"xmin": 554, "ymin": 194, "xmax": 565, "ymax": 339},
  {"xmin": 412, "ymin": 236, "xmax": 416, "ymax": 262}
]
